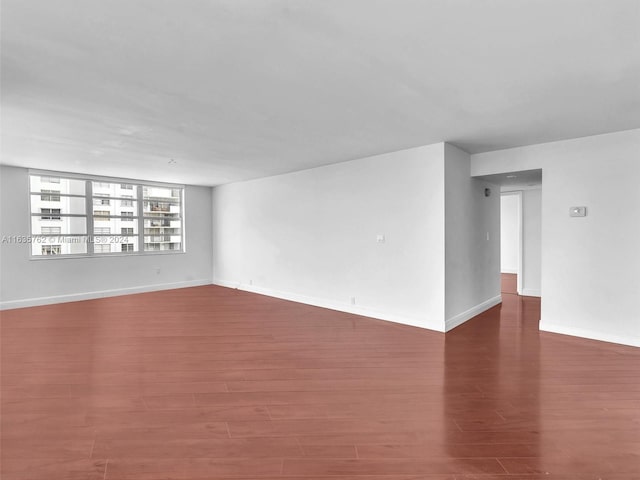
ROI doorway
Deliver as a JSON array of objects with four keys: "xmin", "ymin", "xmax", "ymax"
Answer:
[
  {"xmin": 500, "ymin": 191, "xmax": 522, "ymax": 295},
  {"xmin": 474, "ymin": 169, "xmax": 542, "ymax": 300}
]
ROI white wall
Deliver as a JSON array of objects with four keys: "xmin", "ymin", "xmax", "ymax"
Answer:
[
  {"xmin": 500, "ymin": 193, "xmax": 520, "ymax": 274},
  {"xmin": 471, "ymin": 129, "xmax": 640, "ymax": 347},
  {"xmin": 213, "ymin": 142, "xmax": 502, "ymax": 333},
  {"xmin": 521, "ymin": 188, "xmax": 541, "ymax": 297},
  {"xmin": 0, "ymin": 165, "xmax": 213, "ymax": 309},
  {"xmin": 444, "ymin": 144, "xmax": 501, "ymax": 330},
  {"xmin": 213, "ymin": 144, "xmax": 446, "ymax": 331}
]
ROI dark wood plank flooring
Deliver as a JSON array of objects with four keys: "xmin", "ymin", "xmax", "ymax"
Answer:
[
  {"xmin": 501, "ymin": 273, "xmax": 518, "ymax": 295},
  {"xmin": 1, "ymin": 285, "xmax": 639, "ymax": 479}
]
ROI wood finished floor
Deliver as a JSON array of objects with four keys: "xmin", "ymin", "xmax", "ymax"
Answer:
[
  {"xmin": 1, "ymin": 285, "xmax": 639, "ymax": 480},
  {"xmin": 500, "ymin": 273, "xmax": 517, "ymax": 295}
]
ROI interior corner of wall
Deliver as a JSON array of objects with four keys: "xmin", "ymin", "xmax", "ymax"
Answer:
[{"xmin": 444, "ymin": 295, "xmax": 502, "ymax": 332}]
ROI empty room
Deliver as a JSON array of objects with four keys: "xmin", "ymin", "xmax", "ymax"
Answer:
[{"xmin": 1, "ymin": 1, "xmax": 639, "ymax": 479}]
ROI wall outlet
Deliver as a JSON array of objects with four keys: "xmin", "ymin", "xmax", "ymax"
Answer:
[
  {"xmin": 350, "ymin": 297, "xmax": 356, "ymax": 305},
  {"xmin": 155, "ymin": 267, "xmax": 161, "ymax": 274},
  {"xmin": 249, "ymin": 279, "xmax": 253, "ymax": 285},
  {"xmin": 570, "ymin": 206, "xmax": 587, "ymax": 217},
  {"xmin": 376, "ymin": 234, "xmax": 385, "ymax": 243}
]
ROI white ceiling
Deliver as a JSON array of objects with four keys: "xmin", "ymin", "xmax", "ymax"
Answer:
[{"xmin": 2, "ymin": 0, "xmax": 639, "ymax": 186}]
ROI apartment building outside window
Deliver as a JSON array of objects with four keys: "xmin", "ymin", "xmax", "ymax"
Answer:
[
  {"xmin": 42, "ymin": 245, "xmax": 62, "ymax": 255},
  {"xmin": 93, "ymin": 194, "xmax": 111, "ymax": 206},
  {"xmin": 29, "ymin": 172, "xmax": 184, "ymax": 257},
  {"xmin": 40, "ymin": 208, "xmax": 61, "ymax": 220},
  {"xmin": 40, "ymin": 189, "xmax": 61, "ymax": 201},
  {"xmin": 40, "ymin": 176, "xmax": 60, "ymax": 184}
]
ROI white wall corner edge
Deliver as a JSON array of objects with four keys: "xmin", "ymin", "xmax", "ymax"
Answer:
[
  {"xmin": 539, "ymin": 321, "xmax": 640, "ymax": 348},
  {"xmin": 445, "ymin": 295, "xmax": 503, "ymax": 332},
  {"xmin": 213, "ymin": 278, "xmax": 445, "ymax": 333},
  {"xmin": 0, "ymin": 279, "xmax": 213, "ymax": 310},
  {"xmin": 521, "ymin": 289, "xmax": 541, "ymax": 297}
]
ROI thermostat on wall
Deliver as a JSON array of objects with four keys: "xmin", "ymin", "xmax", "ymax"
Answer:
[{"xmin": 570, "ymin": 206, "xmax": 587, "ymax": 217}]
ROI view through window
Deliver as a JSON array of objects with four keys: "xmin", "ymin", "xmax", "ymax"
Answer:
[{"xmin": 29, "ymin": 173, "xmax": 184, "ymax": 256}]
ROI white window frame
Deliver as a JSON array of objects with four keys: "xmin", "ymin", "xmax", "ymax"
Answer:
[{"xmin": 29, "ymin": 170, "xmax": 185, "ymax": 259}]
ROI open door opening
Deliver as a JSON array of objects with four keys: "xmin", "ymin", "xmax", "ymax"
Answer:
[
  {"xmin": 474, "ymin": 169, "xmax": 542, "ymax": 301},
  {"xmin": 500, "ymin": 191, "xmax": 522, "ymax": 295}
]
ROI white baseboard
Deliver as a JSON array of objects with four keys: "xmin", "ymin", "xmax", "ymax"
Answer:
[
  {"xmin": 521, "ymin": 288, "xmax": 541, "ymax": 297},
  {"xmin": 501, "ymin": 269, "xmax": 518, "ymax": 274},
  {"xmin": 445, "ymin": 295, "xmax": 503, "ymax": 332},
  {"xmin": 0, "ymin": 279, "xmax": 212, "ymax": 310},
  {"xmin": 539, "ymin": 321, "xmax": 640, "ymax": 348},
  {"xmin": 214, "ymin": 279, "xmax": 243, "ymax": 290},
  {"xmin": 213, "ymin": 278, "xmax": 445, "ymax": 332}
]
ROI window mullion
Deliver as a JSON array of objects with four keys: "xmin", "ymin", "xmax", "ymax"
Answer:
[
  {"xmin": 181, "ymin": 188, "xmax": 185, "ymax": 252},
  {"xmin": 86, "ymin": 180, "xmax": 94, "ymax": 255},
  {"xmin": 137, "ymin": 185, "xmax": 144, "ymax": 252}
]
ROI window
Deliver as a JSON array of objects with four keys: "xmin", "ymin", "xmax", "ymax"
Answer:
[
  {"xmin": 93, "ymin": 194, "xmax": 111, "ymax": 206},
  {"xmin": 41, "ymin": 189, "xmax": 61, "ymax": 202},
  {"xmin": 41, "ymin": 208, "xmax": 61, "ymax": 220},
  {"xmin": 147, "ymin": 201, "xmax": 170, "ymax": 212},
  {"xmin": 94, "ymin": 210, "xmax": 110, "ymax": 220},
  {"xmin": 40, "ymin": 176, "xmax": 60, "ymax": 184},
  {"xmin": 30, "ymin": 172, "xmax": 184, "ymax": 257},
  {"xmin": 142, "ymin": 186, "xmax": 182, "ymax": 252},
  {"xmin": 94, "ymin": 244, "xmax": 111, "ymax": 253}
]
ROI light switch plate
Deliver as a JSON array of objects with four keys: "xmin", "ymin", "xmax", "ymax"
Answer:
[{"xmin": 570, "ymin": 206, "xmax": 587, "ymax": 217}]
